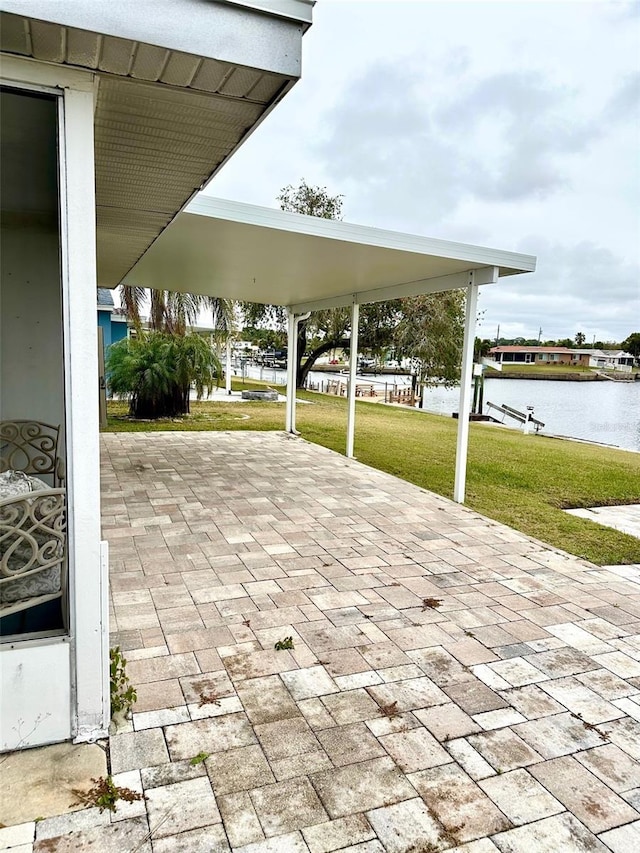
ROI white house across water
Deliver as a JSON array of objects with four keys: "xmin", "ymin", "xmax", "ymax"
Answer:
[{"xmin": 0, "ymin": 0, "xmax": 535, "ymax": 752}]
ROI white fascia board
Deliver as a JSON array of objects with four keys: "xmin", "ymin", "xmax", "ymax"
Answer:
[
  {"xmin": 187, "ymin": 197, "xmax": 537, "ymax": 276},
  {"xmin": 1, "ymin": 0, "xmax": 305, "ymax": 78},
  {"xmin": 289, "ymin": 268, "xmax": 500, "ymax": 313},
  {"xmin": 0, "ymin": 53, "xmax": 95, "ymax": 90},
  {"xmin": 223, "ymin": 0, "xmax": 314, "ymax": 28}
]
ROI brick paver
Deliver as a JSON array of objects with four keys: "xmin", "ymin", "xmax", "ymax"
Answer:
[{"xmin": 17, "ymin": 431, "xmax": 640, "ymax": 852}]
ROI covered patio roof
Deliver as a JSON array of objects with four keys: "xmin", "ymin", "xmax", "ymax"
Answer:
[
  {"xmin": 122, "ymin": 196, "xmax": 537, "ymax": 505},
  {"xmin": 121, "ymin": 196, "xmax": 536, "ymax": 310}
]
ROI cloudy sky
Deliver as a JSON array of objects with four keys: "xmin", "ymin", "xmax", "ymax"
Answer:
[{"xmin": 202, "ymin": 0, "xmax": 640, "ymax": 344}]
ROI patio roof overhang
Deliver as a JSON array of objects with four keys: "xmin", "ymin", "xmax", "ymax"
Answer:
[
  {"xmin": 121, "ymin": 196, "xmax": 537, "ymax": 310},
  {"xmin": 122, "ymin": 197, "xmax": 537, "ymax": 507},
  {"xmin": 1, "ymin": 1, "xmax": 312, "ymax": 288}
]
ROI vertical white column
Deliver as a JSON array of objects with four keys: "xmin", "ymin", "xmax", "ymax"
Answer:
[
  {"xmin": 291, "ymin": 316, "xmax": 301, "ymax": 433},
  {"xmin": 285, "ymin": 310, "xmax": 296, "ymax": 433},
  {"xmin": 225, "ymin": 336, "xmax": 232, "ymax": 395},
  {"xmin": 291, "ymin": 326, "xmax": 299, "ymax": 435},
  {"xmin": 454, "ymin": 274, "xmax": 479, "ymax": 504},
  {"xmin": 346, "ymin": 300, "xmax": 360, "ymax": 458},
  {"xmin": 61, "ymin": 84, "xmax": 109, "ymax": 739}
]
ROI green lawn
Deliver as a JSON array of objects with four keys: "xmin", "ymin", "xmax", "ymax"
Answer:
[{"xmin": 105, "ymin": 386, "xmax": 640, "ymax": 566}]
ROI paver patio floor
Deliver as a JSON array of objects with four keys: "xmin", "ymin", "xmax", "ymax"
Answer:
[{"xmin": 10, "ymin": 431, "xmax": 640, "ymax": 852}]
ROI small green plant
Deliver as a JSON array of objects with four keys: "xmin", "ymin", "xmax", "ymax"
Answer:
[
  {"xmin": 274, "ymin": 636, "xmax": 294, "ymax": 650},
  {"xmin": 110, "ymin": 646, "xmax": 137, "ymax": 717},
  {"xmin": 72, "ymin": 776, "xmax": 142, "ymax": 813},
  {"xmin": 190, "ymin": 752, "xmax": 210, "ymax": 766}
]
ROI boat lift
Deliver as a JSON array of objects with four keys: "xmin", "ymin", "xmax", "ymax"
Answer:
[{"xmin": 486, "ymin": 402, "xmax": 545, "ymax": 433}]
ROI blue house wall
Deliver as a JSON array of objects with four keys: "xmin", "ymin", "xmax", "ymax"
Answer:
[
  {"xmin": 97, "ymin": 288, "xmax": 128, "ymax": 357},
  {"xmin": 98, "ymin": 289, "xmax": 128, "ymax": 396},
  {"xmin": 98, "ymin": 313, "xmax": 128, "ymax": 352}
]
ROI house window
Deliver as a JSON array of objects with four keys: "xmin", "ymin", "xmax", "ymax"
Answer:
[{"xmin": 1, "ymin": 87, "xmax": 67, "ymax": 641}]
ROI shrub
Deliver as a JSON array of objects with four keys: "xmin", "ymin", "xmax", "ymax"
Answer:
[{"xmin": 107, "ymin": 331, "xmax": 222, "ymax": 419}]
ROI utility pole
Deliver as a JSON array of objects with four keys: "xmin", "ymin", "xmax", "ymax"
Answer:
[
  {"xmin": 495, "ymin": 324, "xmax": 500, "ymax": 347},
  {"xmin": 537, "ymin": 327, "xmax": 543, "ymax": 344}
]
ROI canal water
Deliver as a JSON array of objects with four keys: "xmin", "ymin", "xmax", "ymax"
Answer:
[
  {"xmin": 421, "ymin": 378, "xmax": 640, "ymax": 453},
  {"xmin": 242, "ymin": 365, "xmax": 640, "ymax": 453}
]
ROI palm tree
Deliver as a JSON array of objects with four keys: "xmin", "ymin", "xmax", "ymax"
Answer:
[
  {"xmin": 112, "ymin": 286, "xmax": 234, "ymax": 419},
  {"xmin": 107, "ymin": 332, "xmax": 222, "ymax": 419}
]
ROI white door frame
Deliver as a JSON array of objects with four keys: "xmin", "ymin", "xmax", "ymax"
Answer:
[{"xmin": 0, "ymin": 56, "xmax": 108, "ymax": 747}]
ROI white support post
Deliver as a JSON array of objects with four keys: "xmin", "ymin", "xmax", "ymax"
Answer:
[
  {"xmin": 225, "ymin": 336, "xmax": 232, "ymax": 395},
  {"xmin": 346, "ymin": 300, "xmax": 360, "ymax": 458},
  {"xmin": 454, "ymin": 274, "xmax": 479, "ymax": 504},
  {"xmin": 285, "ymin": 309, "xmax": 296, "ymax": 433},
  {"xmin": 62, "ymin": 84, "xmax": 109, "ymax": 740},
  {"xmin": 291, "ymin": 340, "xmax": 298, "ymax": 435}
]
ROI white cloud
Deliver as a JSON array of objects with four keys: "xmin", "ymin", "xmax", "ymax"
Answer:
[
  {"xmin": 204, "ymin": 0, "xmax": 640, "ymax": 342},
  {"xmin": 480, "ymin": 239, "xmax": 639, "ymax": 341}
]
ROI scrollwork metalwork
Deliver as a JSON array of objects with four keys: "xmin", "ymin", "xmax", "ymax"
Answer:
[
  {"xmin": 0, "ymin": 488, "xmax": 66, "ymax": 617},
  {"xmin": 0, "ymin": 421, "xmax": 63, "ymax": 486}
]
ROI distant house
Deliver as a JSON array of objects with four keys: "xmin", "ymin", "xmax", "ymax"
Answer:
[
  {"xmin": 97, "ymin": 288, "xmax": 128, "ymax": 357},
  {"xmin": 489, "ymin": 346, "xmax": 635, "ymax": 371},
  {"xmin": 579, "ymin": 350, "xmax": 636, "ymax": 371},
  {"xmin": 490, "ymin": 346, "xmax": 590, "ymax": 366}
]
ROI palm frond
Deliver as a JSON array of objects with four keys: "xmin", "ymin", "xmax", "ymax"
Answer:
[
  {"xmin": 166, "ymin": 291, "xmax": 205, "ymax": 334},
  {"xmin": 119, "ymin": 285, "xmax": 147, "ymax": 329},
  {"xmin": 207, "ymin": 297, "xmax": 236, "ymax": 335}
]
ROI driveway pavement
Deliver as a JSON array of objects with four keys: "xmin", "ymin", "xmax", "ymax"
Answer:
[
  {"xmin": 566, "ymin": 503, "xmax": 640, "ymax": 543},
  {"xmin": 8, "ymin": 431, "xmax": 640, "ymax": 852}
]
